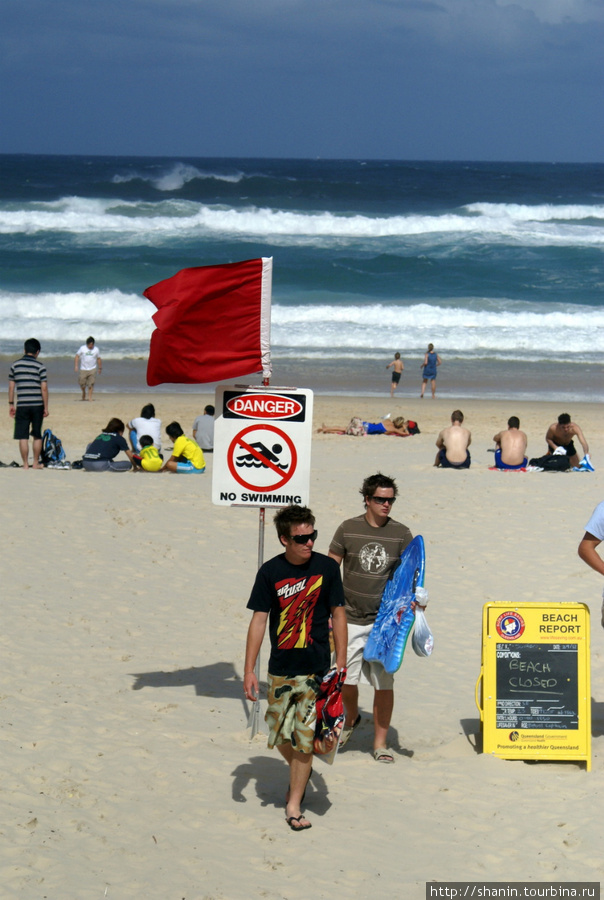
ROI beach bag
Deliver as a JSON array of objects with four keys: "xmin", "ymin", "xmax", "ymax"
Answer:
[
  {"xmin": 41, "ymin": 428, "xmax": 67, "ymax": 467},
  {"xmin": 412, "ymin": 607, "xmax": 434, "ymax": 657},
  {"xmin": 313, "ymin": 668, "xmax": 346, "ymax": 757},
  {"xmin": 528, "ymin": 453, "xmax": 570, "ymax": 472},
  {"xmin": 344, "ymin": 417, "xmax": 366, "ymax": 436},
  {"xmin": 407, "ymin": 420, "xmax": 420, "ymax": 435}
]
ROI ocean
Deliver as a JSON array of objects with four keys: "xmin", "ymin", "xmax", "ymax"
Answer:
[{"xmin": 1, "ymin": 154, "xmax": 603, "ymax": 399}]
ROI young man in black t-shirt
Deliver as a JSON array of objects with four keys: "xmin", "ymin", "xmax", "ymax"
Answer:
[{"xmin": 244, "ymin": 505, "xmax": 347, "ymax": 832}]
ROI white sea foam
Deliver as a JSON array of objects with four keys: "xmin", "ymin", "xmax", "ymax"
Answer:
[
  {"xmin": 1, "ymin": 197, "xmax": 603, "ymax": 246},
  {"xmin": 112, "ymin": 162, "xmax": 245, "ymax": 190},
  {"xmin": 0, "ymin": 290, "xmax": 154, "ymax": 343},
  {"xmin": 1, "ymin": 289, "xmax": 602, "ymax": 361},
  {"xmin": 271, "ymin": 301, "xmax": 604, "ymax": 358}
]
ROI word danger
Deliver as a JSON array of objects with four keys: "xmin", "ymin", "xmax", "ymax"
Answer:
[{"xmin": 226, "ymin": 394, "xmax": 303, "ymax": 419}]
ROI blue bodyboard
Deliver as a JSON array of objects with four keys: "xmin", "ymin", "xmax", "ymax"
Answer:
[{"xmin": 363, "ymin": 535, "xmax": 425, "ymax": 674}]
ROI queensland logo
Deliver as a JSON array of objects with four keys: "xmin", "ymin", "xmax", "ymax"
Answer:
[
  {"xmin": 509, "ymin": 731, "xmax": 520, "ymax": 742},
  {"xmin": 495, "ymin": 611, "xmax": 525, "ymax": 641},
  {"xmin": 226, "ymin": 393, "xmax": 303, "ymax": 420},
  {"xmin": 359, "ymin": 542, "xmax": 389, "ymax": 575}
]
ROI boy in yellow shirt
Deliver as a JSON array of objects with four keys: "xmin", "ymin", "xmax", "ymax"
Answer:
[
  {"xmin": 132, "ymin": 434, "xmax": 163, "ymax": 472},
  {"xmin": 162, "ymin": 422, "xmax": 206, "ymax": 473}
]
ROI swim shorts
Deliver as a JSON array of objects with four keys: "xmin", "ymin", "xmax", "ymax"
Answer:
[
  {"xmin": 391, "ymin": 372, "xmax": 401, "ymax": 385},
  {"xmin": 175, "ymin": 461, "xmax": 205, "ymax": 473},
  {"xmin": 13, "ymin": 406, "xmax": 44, "ymax": 441},
  {"xmin": 346, "ymin": 623, "xmax": 394, "ymax": 690},
  {"xmin": 553, "ymin": 440, "xmax": 576, "ymax": 459},
  {"xmin": 265, "ymin": 673, "xmax": 321, "ymax": 753},
  {"xmin": 438, "ymin": 448, "xmax": 471, "ymax": 469},
  {"xmin": 494, "ymin": 449, "xmax": 527, "ymax": 470},
  {"xmin": 363, "ymin": 422, "xmax": 387, "ymax": 435}
]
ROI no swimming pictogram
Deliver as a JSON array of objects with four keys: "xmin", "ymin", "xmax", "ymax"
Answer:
[{"xmin": 227, "ymin": 424, "xmax": 298, "ymax": 492}]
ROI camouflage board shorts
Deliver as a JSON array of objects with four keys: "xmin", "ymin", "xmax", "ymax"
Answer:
[{"xmin": 265, "ymin": 673, "xmax": 321, "ymax": 754}]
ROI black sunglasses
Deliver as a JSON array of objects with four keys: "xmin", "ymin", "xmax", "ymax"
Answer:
[
  {"xmin": 291, "ymin": 530, "xmax": 318, "ymax": 544},
  {"xmin": 371, "ymin": 496, "xmax": 396, "ymax": 505}
]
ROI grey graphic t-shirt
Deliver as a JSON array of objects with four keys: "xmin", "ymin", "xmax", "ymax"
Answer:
[{"xmin": 329, "ymin": 514, "xmax": 413, "ymax": 625}]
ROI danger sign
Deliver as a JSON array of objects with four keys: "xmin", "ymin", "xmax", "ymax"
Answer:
[
  {"xmin": 227, "ymin": 424, "xmax": 297, "ymax": 492},
  {"xmin": 212, "ymin": 386, "xmax": 313, "ymax": 508}
]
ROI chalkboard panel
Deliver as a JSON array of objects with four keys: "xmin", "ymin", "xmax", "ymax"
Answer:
[{"xmin": 495, "ymin": 643, "xmax": 578, "ymax": 730}]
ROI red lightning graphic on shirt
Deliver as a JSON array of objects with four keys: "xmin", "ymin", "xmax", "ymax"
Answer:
[{"xmin": 276, "ymin": 575, "xmax": 323, "ymax": 649}]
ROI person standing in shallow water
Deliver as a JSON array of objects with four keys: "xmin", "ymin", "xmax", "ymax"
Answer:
[
  {"xmin": 386, "ymin": 352, "xmax": 404, "ymax": 397},
  {"xmin": 420, "ymin": 343, "xmax": 441, "ymax": 399}
]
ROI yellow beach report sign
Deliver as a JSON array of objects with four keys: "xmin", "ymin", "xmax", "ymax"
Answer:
[{"xmin": 476, "ymin": 602, "xmax": 591, "ymax": 770}]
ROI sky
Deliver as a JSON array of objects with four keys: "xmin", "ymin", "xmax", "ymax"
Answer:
[{"xmin": 2, "ymin": 0, "xmax": 603, "ymax": 162}]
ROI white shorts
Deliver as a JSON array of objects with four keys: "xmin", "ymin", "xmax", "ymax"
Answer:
[{"xmin": 346, "ymin": 623, "xmax": 394, "ymax": 690}]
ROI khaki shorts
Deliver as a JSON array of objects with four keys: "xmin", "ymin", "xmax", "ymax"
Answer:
[
  {"xmin": 346, "ymin": 622, "xmax": 394, "ymax": 690},
  {"xmin": 78, "ymin": 369, "xmax": 96, "ymax": 389},
  {"xmin": 265, "ymin": 673, "xmax": 321, "ymax": 754}
]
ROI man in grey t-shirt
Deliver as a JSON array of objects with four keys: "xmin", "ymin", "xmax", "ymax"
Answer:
[
  {"xmin": 192, "ymin": 405, "xmax": 215, "ymax": 452},
  {"xmin": 329, "ymin": 473, "xmax": 412, "ymax": 763}
]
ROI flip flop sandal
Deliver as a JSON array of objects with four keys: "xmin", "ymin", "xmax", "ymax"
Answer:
[
  {"xmin": 339, "ymin": 713, "xmax": 361, "ymax": 748},
  {"xmin": 373, "ymin": 747, "xmax": 395, "ymax": 763},
  {"xmin": 285, "ymin": 815, "xmax": 312, "ymax": 832}
]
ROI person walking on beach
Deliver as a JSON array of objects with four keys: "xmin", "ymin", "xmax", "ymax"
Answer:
[
  {"xmin": 386, "ymin": 353, "xmax": 404, "ymax": 398},
  {"xmin": 420, "ymin": 343, "xmax": 441, "ymax": 399},
  {"xmin": 578, "ymin": 501, "xmax": 604, "ymax": 628},
  {"xmin": 328, "ymin": 474, "xmax": 413, "ymax": 763},
  {"xmin": 492, "ymin": 416, "xmax": 528, "ymax": 470},
  {"xmin": 74, "ymin": 337, "xmax": 102, "ymax": 401},
  {"xmin": 8, "ymin": 338, "xmax": 49, "ymax": 469},
  {"xmin": 545, "ymin": 413, "xmax": 592, "ymax": 471},
  {"xmin": 434, "ymin": 409, "xmax": 471, "ymax": 468},
  {"xmin": 244, "ymin": 505, "xmax": 347, "ymax": 831}
]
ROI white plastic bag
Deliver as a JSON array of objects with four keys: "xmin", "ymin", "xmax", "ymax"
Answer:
[{"xmin": 412, "ymin": 599, "xmax": 434, "ymax": 657}]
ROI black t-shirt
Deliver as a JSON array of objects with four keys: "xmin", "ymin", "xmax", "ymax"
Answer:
[
  {"xmin": 247, "ymin": 551, "xmax": 345, "ymax": 677},
  {"xmin": 83, "ymin": 431, "xmax": 129, "ymax": 461}
]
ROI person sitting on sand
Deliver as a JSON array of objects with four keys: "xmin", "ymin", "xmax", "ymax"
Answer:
[
  {"xmin": 161, "ymin": 422, "xmax": 205, "ymax": 473},
  {"xmin": 127, "ymin": 403, "xmax": 162, "ymax": 453},
  {"xmin": 434, "ymin": 410, "xmax": 471, "ymax": 468},
  {"xmin": 545, "ymin": 413, "xmax": 591, "ymax": 470},
  {"xmin": 318, "ymin": 417, "xmax": 410, "ymax": 437},
  {"xmin": 82, "ymin": 418, "xmax": 134, "ymax": 472},
  {"xmin": 131, "ymin": 434, "xmax": 163, "ymax": 472},
  {"xmin": 492, "ymin": 416, "xmax": 528, "ymax": 470}
]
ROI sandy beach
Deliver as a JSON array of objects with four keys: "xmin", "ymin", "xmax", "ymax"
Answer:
[{"xmin": 1, "ymin": 387, "xmax": 604, "ymax": 898}]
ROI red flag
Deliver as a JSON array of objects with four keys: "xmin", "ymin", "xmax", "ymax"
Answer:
[{"xmin": 144, "ymin": 257, "xmax": 272, "ymax": 386}]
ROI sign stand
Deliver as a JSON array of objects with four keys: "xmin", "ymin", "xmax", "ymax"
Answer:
[
  {"xmin": 475, "ymin": 601, "xmax": 591, "ymax": 770},
  {"xmin": 247, "ymin": 506, "xmax": 266, "ymax": 737}
]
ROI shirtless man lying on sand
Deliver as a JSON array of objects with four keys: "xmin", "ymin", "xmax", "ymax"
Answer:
[
  {"xmin": 493, "ymin": 416, "xmax": 528, "ymax": 470},
  {"xmin": 434, "ymin": 410, "xmax": 471, "ymax": 468}
]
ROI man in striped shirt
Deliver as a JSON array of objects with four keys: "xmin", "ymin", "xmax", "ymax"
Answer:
[{"xmin": 8, "ymin": 338, "xmax": 49, "ymax": 469}]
